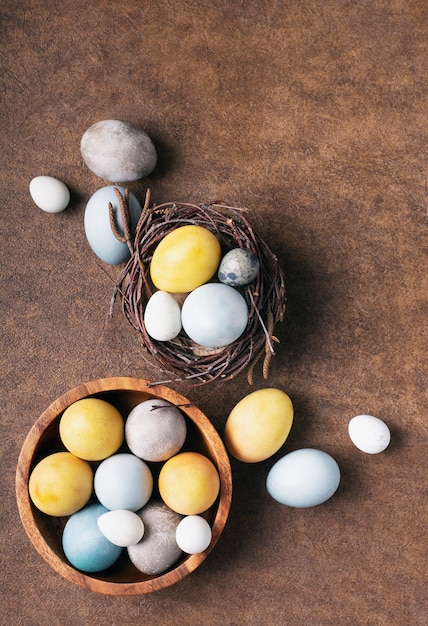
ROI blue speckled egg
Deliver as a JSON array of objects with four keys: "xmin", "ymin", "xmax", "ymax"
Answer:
[
  {"xmin": 266, "ymin": 448, "xmax": 340, "ymax": 508},
  {"xmin": 181, "ymin": 283, "xmax": 248, "ymax": 348},
  {"xmin": 218, "ymin": 248, "xmax": 260, "ymax": 286},
  {"xmin": 62, "ymin": 503, "xmax": 123, "ymax": 572},
  {"xmin": 84, "ymin": 185, "xmax": 142, "ymax": 265}
]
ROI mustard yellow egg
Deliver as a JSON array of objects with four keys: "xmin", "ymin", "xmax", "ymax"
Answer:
[
  {"xmin": 224, "ymin": 388, "xmax": 294, "ymax": 463},
  {"xmin": 150, "ymin": 225, "xmax": 221, "ymax": 293},
  {"xmin": 59, "ymin": 398, "xmax": 124, "ymax": 461},
  {"xmin": 158, "ymin": 452, "xmax": 220, "ymax": 515},
  {"xmin": 29, "ymin": 452, "xmax": 93, "ymax": 517}
]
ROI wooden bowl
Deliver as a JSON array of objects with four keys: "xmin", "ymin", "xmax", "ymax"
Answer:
[{"xmin": 16, "ymin": 377, "xmax": 232, "ymax": 595}]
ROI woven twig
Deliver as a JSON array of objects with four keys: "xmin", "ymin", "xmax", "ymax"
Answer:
[{"xmin": 110, "ymin": 195, "xmax": 286, "ymax": 385}]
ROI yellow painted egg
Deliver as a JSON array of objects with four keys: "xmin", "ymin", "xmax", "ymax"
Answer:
[
  {"xmin": 158, "ymin": 452, "xmax": 220, "ymax": 515},
  {"xmin": 29, "ymin": 452, "xmax": 93, "ymax": 517},
  {"xmin": 224, "ymin": 388, "xmax": 294, "ymax": 463},
  {"xmin": 59, "ymin": 398, "xmax": 124, "ymax": 461},
  {"xmin": 149, "ymin": 225, "xmax": 221, "ymax": 293}
]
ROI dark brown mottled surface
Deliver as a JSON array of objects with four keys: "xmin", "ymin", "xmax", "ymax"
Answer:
[{"xmin": 1, "ymin": 1, "xmax": 427, "ymax": 624}]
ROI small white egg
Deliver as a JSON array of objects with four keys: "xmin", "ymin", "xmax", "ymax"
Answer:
[
  {"xmin": 175, "ymin": 515, "xmax": 212, "ymax": 554},
  {"xmin": 29, "ymin": 176, "xmax": 70, "ymax": 213},
  {"xmin": 144, "ymin": 291, "xmax": 182, "ymax": 341},
  {"xmin": 348, "ymin": 414, "xmax": 391, "ymax": 454},
  {"xmin": 97, "ymin": 509, "xmax": 145, "ymax": 547}
]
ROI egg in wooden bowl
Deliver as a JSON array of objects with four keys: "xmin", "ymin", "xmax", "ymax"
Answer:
[{"xmin": 16, "ymin": 377, "xmax": 232, "ymax": 595}]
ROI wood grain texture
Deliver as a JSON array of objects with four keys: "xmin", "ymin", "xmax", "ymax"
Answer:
[
  {"xmin": 2, "ymin": 0, "xmax": 427, "ymax": 623},
  {"xmin": 16, "ymin": 378, "xmax": 232, "ymax": 595}
]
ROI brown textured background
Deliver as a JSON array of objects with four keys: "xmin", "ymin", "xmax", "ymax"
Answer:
[{"xmin": 1, "ymin": 1, "xmax": 427, "ymax": 624}]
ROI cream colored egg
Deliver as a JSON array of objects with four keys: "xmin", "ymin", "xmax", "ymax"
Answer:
[
  {"xmin": 224, "ymin": 388, "xmax": 294, "ymax": 463},
  {"xmin": 175, "ymin": 515, "xmax": 212, "ymax": 554}
]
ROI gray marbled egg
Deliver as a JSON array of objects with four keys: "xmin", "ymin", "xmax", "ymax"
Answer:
[
  {"xmin": 127, "ymin": 501, "xmax": 183, "ymax": 575},
  {"xmin": 80, "ymin": 119, "xmax": 157, "ymax": 182}
]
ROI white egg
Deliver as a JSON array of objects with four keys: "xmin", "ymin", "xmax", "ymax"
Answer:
[
  {"xmin": 348, "ymin": 414, "xmax": 391, "ymax": 454},
  {"xmin": 29, "ymin": 176, "xmax": 70, "ymax": 213},
  {"xmin": 266, "ymin": 448, "xmax": 341, "ymax": 508},
  {"xmin": 144, "ymin": 291, "xmax": 182, "ymax": 341},
  {"xmin": 97, "ymin": 509, "xmax": 145, "ymax": 547},
  {"xmin": 175, "ymin": 515, "xmax": 212, "ymax": 554}
]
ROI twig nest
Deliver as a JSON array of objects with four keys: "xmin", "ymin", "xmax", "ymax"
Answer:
[
  {"xmin": 111, "ymin": 197, "xmax": 286, "ymax": 385},
  {"xmin": 80, "ymin": 120, "xmax": 157, "ymax": 182}
]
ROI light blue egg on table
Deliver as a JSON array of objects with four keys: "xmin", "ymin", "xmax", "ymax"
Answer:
[
  {"xmin": 218, "ymin": 248, "xmax": 260, "ymax": 286},
  {"xmin": 84, "ymin": 185, "xmax": 142, "ymax": 265},
  {"xmin": 181, "ymin": 283, "xmax": 248, "ymax": 348},
  {"xmin": 62, "ymin": 503, "xmax": 123, "ymax": 572},
  {"xmin": 266, "ymin": 448, "xmax": 340, "ymax": 508}
]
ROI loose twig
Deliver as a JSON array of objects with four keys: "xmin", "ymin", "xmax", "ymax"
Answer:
[{"xmin": 108, "ymin": 187, "xmax": 135, "ymax": 253}]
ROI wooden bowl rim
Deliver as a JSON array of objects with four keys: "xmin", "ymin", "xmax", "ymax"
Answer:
[{"xmin": 16, "ymin": 376, "xmax": 232, "ymax": 595}]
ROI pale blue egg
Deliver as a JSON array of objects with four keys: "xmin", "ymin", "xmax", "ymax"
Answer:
[
  {"xmin": 218, "ymin": 248, "xmax": 260, "ymax": 286},
  {"xmin": 84, "ymin": 185, "xmax": 142, "ymax": 265},
  {"xmin": 181, "ymin": 283, "xmax": 248, "ymax": 348},
  {"xmin": 62, "ymin": 503, "xmax": 122, "ymax": 572},
  {"xmin": 94, "ymin": 453, "xmax": 153, "ymax": 512},
  {"xmin": 266, "ymin": 448, "xmax": 340, "ymax": 507}
]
